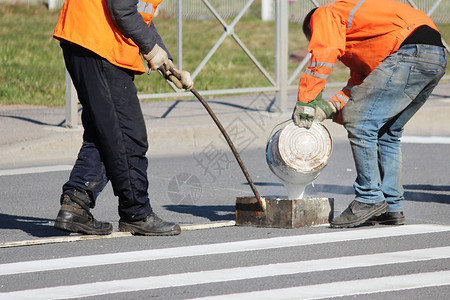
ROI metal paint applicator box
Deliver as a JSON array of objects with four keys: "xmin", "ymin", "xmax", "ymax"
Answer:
[{"xmin": 236, "ymin": 196, "xmax": 334, "ymax": 228}]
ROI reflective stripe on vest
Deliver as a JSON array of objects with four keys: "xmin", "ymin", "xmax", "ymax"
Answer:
[
  {"xmin": 305, "ymin": 69, "xmax": 329, "ymax": 80},
  {"xmin": 326, "ymin": 0, "xmax": 338, "ymax": 7},
  {"xmin": 326, "ymin": 0, "xmax": 368, "ymax": 30},
  {"xmin": 347, "ymin": 0, "xmax": 366, "ymax": 29},
  {"xmin": 137, "ymin": 1, "xmax": 154, "ymax": 15},
  {"xmin": 310, "ymin": 62, "xmax": 335, "ymax": 68},
  {"xmin": 336, "ymin": 92, "xmax": 349, "ymax": 103}
]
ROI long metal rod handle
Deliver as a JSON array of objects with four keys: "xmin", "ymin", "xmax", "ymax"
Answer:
[
  {"xmin": 167, "ymin": 67, "xmax": 265, "ymax": 210},
  {"xmin": 191, "ymin": 89, "xmax": 264, "ymax": 204}
]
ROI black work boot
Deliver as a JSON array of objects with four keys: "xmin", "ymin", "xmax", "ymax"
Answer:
[
  {"xmin": 331, "ymin": 200, "xmax": 388, "ymax": 228},
  {"xmin": 119, "ymin": 212, "xmax": 181, "ymax": 236},
  {"xmin": 367, "ymin": 211, "xmax": 406, "ymax": 225},
  {"xmin": 54, "ymin": 191, "xmax": 113, "ymax": 235}
]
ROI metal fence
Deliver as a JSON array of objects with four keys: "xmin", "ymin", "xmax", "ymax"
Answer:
[
  {"xmin": 285, "ymin": 0, "xmax": 450, "ymax": 24},
  {"xmin": 157, "ymin": 0, "xmax": 250, "ymax": 20},
  {"xmin": 155, "ymin": 0, "xmax": 450, "ymax": 24},
  {"xmin": 2, "ymin": 0, "xmax": 449, "ymax": 24},
  {"xmin": 64, "ymin": 0, "xmax": 450, "ymax": 127},
  {"xmin": 0, "ymin": 0, "xmax": 448, "ymax": 127}
]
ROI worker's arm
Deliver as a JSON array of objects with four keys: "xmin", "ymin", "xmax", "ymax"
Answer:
[
  {"xmin": 293, "ymin": 7, "xmax": 346, "ymax": 128},
  {"xmin": 106, "ymin": 0, "xmax": 170, "ymax": 55},
  {"xmin": 297, "ymin": 7, "xmax": 346, "ymax": 103},
  {"xmin": 105, "ymin": 0, "xmax": 192, "ymax": 89}
]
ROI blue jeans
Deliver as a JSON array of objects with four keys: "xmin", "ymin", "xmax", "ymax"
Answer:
[{"xmin": 342, "ymin": 45, "xmax": 447, "ymax": 212}]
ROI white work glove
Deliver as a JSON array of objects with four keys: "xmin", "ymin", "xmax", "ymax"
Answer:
[
  {"xmin": 143, "ymin": 44, "xmax": 170, "ymax": 71},
  {"xmin": 163, "ymin": 61, "xmax": 194, "ymax": 90}
]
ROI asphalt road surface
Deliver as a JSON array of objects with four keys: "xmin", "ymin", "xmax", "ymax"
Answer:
[{"xmin": 0, "ymin": 139, "xmax": 449, "ymax": 299}]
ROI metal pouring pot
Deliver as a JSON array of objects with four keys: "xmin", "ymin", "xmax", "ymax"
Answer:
[{"xmin": 266, "ymin": 121, "xmax": 333, "ymax": 188}]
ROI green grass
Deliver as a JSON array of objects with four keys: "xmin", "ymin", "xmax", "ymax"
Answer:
[
  {"xmin": 0, "ymin": 3, "xmax": 449, "ymax": 106},
  {"xmin": 0, "ymin": 4, "xmax": 64, "ymax": 105}
]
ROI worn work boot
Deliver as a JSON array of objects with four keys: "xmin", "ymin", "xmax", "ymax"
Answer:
[
  {"xmin": 54, "ymin": 192, "xmax": 113, "ymax": 235},
  {"xmin": 331, "ymin": 200, "xmax": 388, "ymax": 228},
  {"xmin": 119, "ymin": 212, "xmax": 181, "ymax": 236},
  {"xmin": 367, "ymin": 211, "xmax": 406, "ymax": 225}
]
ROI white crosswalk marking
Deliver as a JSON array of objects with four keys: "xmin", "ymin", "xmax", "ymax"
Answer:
[
  {"xmin": 1, "ymin": 247, "xmax": 449, "ymax": 299},
  {"xmin": 1, "ymin": 224, "xmax": 447, "ymax": 276},
  {"xmin": 192, "ymin": 271, "xmax": 450, "ymax": 300},
  {"xmin": 0, "ymin": 224, "xmax": 448, "ymax": 299},
  {"xmin": 401, "ymin": 136, "xmax": 450, "ymax": 144},
  {"xmin": 0, "ymin": 165, "xmax": 73, "ymax": 177}
]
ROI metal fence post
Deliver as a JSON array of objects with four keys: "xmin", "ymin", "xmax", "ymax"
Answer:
[
  {"xmin": 261, "ymin": 0, "xmax": 274, "ymax": 21},
  {"xmin": 275, "ymin": 0, "xmax": 289, "ymax": 113},
  {"xmin": 177, "ymin": 0, "xmax": 183, "ymax": 69},
  {"xmin": 48, "ymin": 0, "xmax": 57, "ymax": 9},
  {"xmin": 65, "ymin": 69, "xmax": 78, "ymax": 128}
]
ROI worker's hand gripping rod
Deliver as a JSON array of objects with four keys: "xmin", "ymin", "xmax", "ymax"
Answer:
[{"xmin": 164, "ymin": 67, "xmax": 265, "ymax": 211}]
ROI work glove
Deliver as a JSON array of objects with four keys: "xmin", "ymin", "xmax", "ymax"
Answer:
[
  {"xmin": 292, "ymin": 92, "xmax": 335, "ymax": 129},
  {"xmin": 315, "ymin": 101, "xmax": 341, "ymax": 123},
  {"xmin": 143, "ymin": 44, "xmax": 170, "ymax": 71},
  {"xmin": 162, "ymin": 61, "xmax": 194, "ymax": 90}
]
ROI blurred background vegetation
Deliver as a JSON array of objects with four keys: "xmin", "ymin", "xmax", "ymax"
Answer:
[{"xmin": 0, "ymin": 2, "xmax": 449, "ymax": 106}]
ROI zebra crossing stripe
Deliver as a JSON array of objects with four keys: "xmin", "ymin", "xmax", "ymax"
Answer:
[
  {"xmin": 401, "ymin": 136, "xmax": 450, "ymax": 144},
  {"xmin": 1, "ymin": 246, "xmax": 448, "ymax": 299},
  {"xmin": 0, "ymin": 165, "xmax": 73, "ymax": 177},
  {"xmin": 191, "ymin": 270, "xmax": 450, "ymax": 300},
  {"xmin": 0, "ymin": 224, "xmax": 448, "ymax": 276}
]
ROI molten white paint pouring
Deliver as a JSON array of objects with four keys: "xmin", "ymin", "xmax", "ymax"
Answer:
[{"xmin": 283, "ymin": 182, "xmax": 307, "ymax": 200}]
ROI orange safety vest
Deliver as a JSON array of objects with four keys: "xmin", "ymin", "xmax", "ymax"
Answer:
[
  {"xmin": 298, "ymin": 0, "xmax": 438, "ymax": 110},
  {"xmin": 54, "ymin": 0, "xmax": 163, "ymax": 74}
]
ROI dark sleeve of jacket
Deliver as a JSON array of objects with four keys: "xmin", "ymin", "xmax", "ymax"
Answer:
[{"xmin": 105, "ymin": 0, "xmax": 172, "ymax": 58}]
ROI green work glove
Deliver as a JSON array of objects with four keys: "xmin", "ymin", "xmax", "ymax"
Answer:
[
  {"xmin": 292, "ymin": 92, "xmax": 334, "ymax": 129},
  {"xmin": 315, "ymin": 99, "xmax": 339, "ymax": 122}
]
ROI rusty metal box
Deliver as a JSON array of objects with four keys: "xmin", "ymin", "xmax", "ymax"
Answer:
[{"xmin": 236, "ymin": 197, "xmax": 334, "ymax": 228}]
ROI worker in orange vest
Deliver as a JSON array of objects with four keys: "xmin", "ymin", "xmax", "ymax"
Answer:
[
  {"xmin": 53, "ymin": 0, "xmax": 191, "ymax": 236},
  {"xmin": 292, "ymin": 0, "xmax": 447, "ymax": 228}
]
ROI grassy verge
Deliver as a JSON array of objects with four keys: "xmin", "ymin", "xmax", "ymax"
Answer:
[
  {"xmin": 0, "ymin": 4, "xmax": 64, "ymax": 105},
  {"xmin": 0, "ymin": 3, "xmax": 449, "ymax": 106}
]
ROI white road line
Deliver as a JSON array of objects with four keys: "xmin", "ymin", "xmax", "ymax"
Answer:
[
  {"xmin": 0, "ymin": 165, "xmax": 73, "ymax": 177},
  {"xmin": 0, "ymin": 221, "xmax": 237, "ymax": 248},
  {"xmin": 401, "ymin": 136, "xmax": 450, "ymax": 144},
  {"xmin": 0, "ymin": 224, "xmax": 448, "ymax": 276},
  {"xmin": 1, "ymin": 247, "xmax": 448, "ymax": 300},
  {"xmin": 0, "ymin": 232, "xmax": 133, "ymax": 248},
  {"xmin": 192, "ymin": 271, "xmax": 450, "ymax": 300}
]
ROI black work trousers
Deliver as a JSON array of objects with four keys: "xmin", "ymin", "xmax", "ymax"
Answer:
[{"xmin": 61, "ymin": 41, "xmax": 151, "ymax": 221}]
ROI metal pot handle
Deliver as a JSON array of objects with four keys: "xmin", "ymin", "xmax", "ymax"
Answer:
[{"xmin": 266, "ymin": 119, "xmax": 292, "ymax": 145}]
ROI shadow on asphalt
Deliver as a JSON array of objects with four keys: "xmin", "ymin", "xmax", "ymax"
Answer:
[
  {"xmin": 0, "ymin": 106, "xmax": 82, "ymax": 127},
  {"xmin": 0, "ymin": 213, "xmax": 70, "ymax": 238},
  {"xmin": 245, "ymin": 183, "xmax": 450, "ymax": 205},
  {"xmin": 0, "ymin": 114, "xmax": 64, "ymax": 127},
  {"xmin": 152, "ymin": 93, "xmax": 276, "ymax": 119},
  {"xmin": 313, "ymin": 184, "xmax": 450, "ymax": 204},
  {"xmin": 163, "ymin": 205, "xmax": 235, "ymax": 222},
  {"xmin": 404, "ymin": 184, "xmax": 450, "ymax": 204}
]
